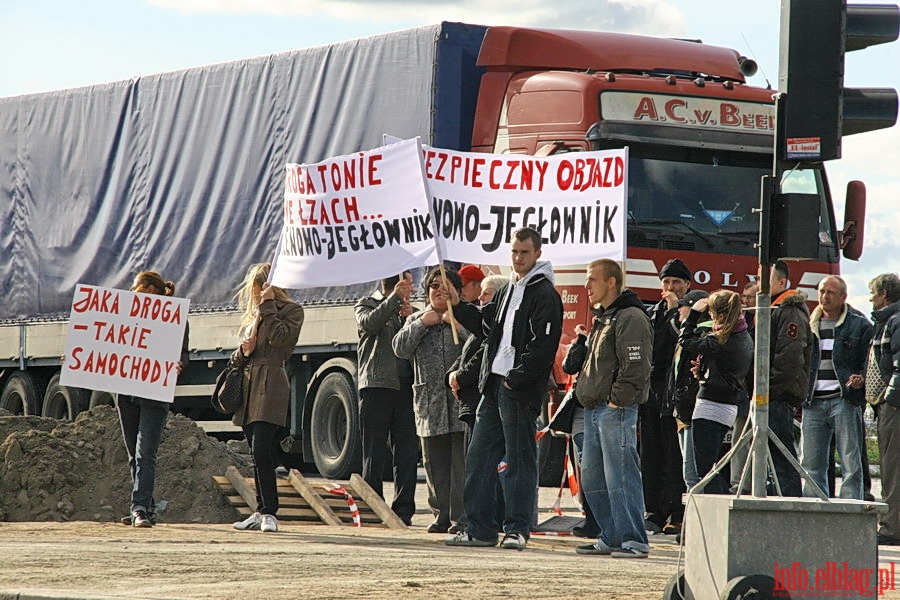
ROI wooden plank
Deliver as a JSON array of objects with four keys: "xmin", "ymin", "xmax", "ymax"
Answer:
[
  {"xmin": 225, "ymin": 465, "xmax": 257, "ymax": 512},
  {"xmin": 349, "ymin": 473, "xmax": 407, "ymax": 529},
  {"xmin": 287, "ymin": 469, "xmax": 343, "ymax": 526}
]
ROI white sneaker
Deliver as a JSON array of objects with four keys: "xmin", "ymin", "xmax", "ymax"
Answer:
[
  {"xmin": 500, "ymin": 532, "xmax": 527, "ymax": 550},
  {"xmin": 233, "ymin": 512, "xmax": 262, "ymax": 531},
  {"xmin": 260, "ymin": 514, "xmax": 279, "ymax": 533}
]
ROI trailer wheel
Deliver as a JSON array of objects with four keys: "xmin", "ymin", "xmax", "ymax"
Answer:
[
  {"xmin": 719, "ymin": 575, "xmax": 779, "ymax": 600},
  {"xmin": 0, "ymin": 371, "xmax": 45, "ymax": 415},
  {"xmin": 663, "ymin": 570, "xmax": 686, "ymax": 600},
  {"xmin": 41, "ymin": 374, "xmax": 90, "ymax": 420},
  {"xmin": 310, "ymin": 370, "xmax": 361, "ymax": 479},
  {"xmin": 89, "ymin": 390, "xmax": 116, "ymax": 408}
]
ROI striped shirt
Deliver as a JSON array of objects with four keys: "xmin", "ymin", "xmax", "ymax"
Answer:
[{"xmin": 814, "ymin": 317, "xmax": 841, "ymax": 400}]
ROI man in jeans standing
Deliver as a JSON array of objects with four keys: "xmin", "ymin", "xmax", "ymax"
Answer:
[
  {"xmin": 800, "ymin": 275, "xmax": 872, "ymax": 499},
  {"xmin": 445, "ymin": 227, "xmax": 563, "ymax": 551},
  {"xmin": 572, "ymin": 259, "xmax": 653, "ymax": 558}
]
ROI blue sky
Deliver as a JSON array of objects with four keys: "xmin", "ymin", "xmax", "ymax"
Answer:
[{"xmin": 2, "ymin": 0, "xmax": 897, "ymax": 308}]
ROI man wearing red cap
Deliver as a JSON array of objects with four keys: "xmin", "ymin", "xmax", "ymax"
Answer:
[{"xmin": 458, "ymin": 265, "xmax": 486, "ymax": 303}]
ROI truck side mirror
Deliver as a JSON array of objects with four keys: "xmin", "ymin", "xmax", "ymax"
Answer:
[{"xmin": 840, "ymin": 180, "xmax": 866, "ymax": 261}]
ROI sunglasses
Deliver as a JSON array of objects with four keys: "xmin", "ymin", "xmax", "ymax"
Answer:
[{"xmin": 428, "ymin": 282, "xmax": 444, "ymax": 290}]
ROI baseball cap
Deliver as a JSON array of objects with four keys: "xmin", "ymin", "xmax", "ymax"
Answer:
[{"xmin": 458, "ymin": 265, "xmax": 486, "ymax": 286}]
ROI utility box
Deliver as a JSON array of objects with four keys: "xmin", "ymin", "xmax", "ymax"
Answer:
[{"xmin": 680, "ymin": 495, "xmax": 888, "ymax": 600}]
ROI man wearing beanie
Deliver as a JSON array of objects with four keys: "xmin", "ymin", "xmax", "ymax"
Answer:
[{"xmin": 643, "ymin": 258, "xmax": 692, "ymax": 535}]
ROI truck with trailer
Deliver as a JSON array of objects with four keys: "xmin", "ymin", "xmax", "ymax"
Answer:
[{"xmin": 0, "ymin": 22, "xmax": 868, "ymax": 480}]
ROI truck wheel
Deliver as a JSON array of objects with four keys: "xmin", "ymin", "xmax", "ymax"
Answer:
[
  {"xmin": 89, "ymin": 390, "xmax": 116, "ymax": 408},
  {"xmin": 41, "ymin": 374, "xmax": 90, "ymax": 420},
  {"xmin": 719, "ymin": 575, "xmax": 778, "ymax": 600},
  {"xmin": 310, "ymin": 371, "xmax": 361, "ymax": 479},
  {"xmin": 0, "ymin": 371, "xmax": 45, "ymax": 415}
]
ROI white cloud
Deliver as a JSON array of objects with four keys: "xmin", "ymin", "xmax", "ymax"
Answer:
[{"xmin": 147, "ymin": 0, "xmax": 685, "ymax": 35}]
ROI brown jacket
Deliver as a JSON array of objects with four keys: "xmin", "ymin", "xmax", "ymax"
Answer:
[{"xmin": 231, "ymin": 299, "xmax": 305, "ymax": 427}]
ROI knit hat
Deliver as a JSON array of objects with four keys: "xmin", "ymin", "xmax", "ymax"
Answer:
[
  {"xmin": 458, "ymin": 264, "xmax": 486, "ymax": 286},
  {"xmin": 678, "ymin": 289, "xmax": 709, "ymax": 308},
  {"xmin": 659, "ymin": 258, "xmax": 692, "ymax": 281}
]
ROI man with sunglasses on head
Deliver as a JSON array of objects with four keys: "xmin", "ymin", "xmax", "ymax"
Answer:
[{"xmin": 445, "ymin": 227, "xmax": 563, "ymax": 551}]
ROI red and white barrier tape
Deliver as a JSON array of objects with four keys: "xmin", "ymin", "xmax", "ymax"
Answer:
[{"xmin": 327, "ymin": 483, "xmax": 361, "ymax": 527}]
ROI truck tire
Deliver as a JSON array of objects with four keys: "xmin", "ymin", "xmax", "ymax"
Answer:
[
  {"xmin": 719, "ymin": 575, "xmax": 778, "ymax": 600},
  {"xmin": 89, "ymin": 390, "xmax": 116, "ymax": 408},
  {"xmin": 310, "ymin": 371, "xmax": 361, "ymax": 479},
  {"xmin": 41, "ymin": 374, "xmax": 90, "ymax": 420},
  {"xmin": 0, "ymin": 371, "xmax": 46, "ymax": 415}
]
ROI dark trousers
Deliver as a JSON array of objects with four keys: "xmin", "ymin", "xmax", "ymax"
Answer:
[
  {"xmin": 421, "ymin": 432, "xmax": 467, "ymax": 527},
  {"xmin": 358, "ymin": 386, "xmax": 418, "ymax": 521},
  {"xmin": 243, "ymin": 421, "xmax": 280, "ymax": 516},
  {"xmin": 639, "ymin": 385, "xmax": 685, "ymax": 525},
  {"xmin": 768, "ymin": 400, "xmax": 802, "ymax": 497},
  {"xmin": 116, "ymin": 395, "xmax": 169, "ymax": 513},
  {"xmin": 691, "ymin": 418, "xmax": 730, "ymax": 495},
  {"xmin": 464, "ymin": 375, "xmax": 538, "ymax": 541}
]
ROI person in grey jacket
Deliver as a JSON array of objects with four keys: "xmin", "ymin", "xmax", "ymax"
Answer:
[
  {"xmin": 867, "ymin": 273, "xmax": 900, "ymax": 545},
  {"xmin": 572, "ymin": 259, "xmax": 653, "ymax": 559},
  {"xmin": 393, "ymin": 267, "xmax": 469, "ymax": 534},
  {"xmin": 355, "ymin": 272, "xmax": 417, "ymax": 526}
]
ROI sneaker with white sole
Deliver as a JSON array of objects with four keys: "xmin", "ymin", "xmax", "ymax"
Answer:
[
  {"xmin": 260, "ymin": 514, "xmax": 278, "ymax": 533},
  {"xmin": 500, "ymin": 532, "xmax": 527, "ymax": 550},
  {"xmin": 611, "ymin": 546, "xmax": 649, "ymax": 559},
  {"xmin": 444, "ymin": 531, "xmax": 497, "ymax": 547},
  {"xmin": 233, "ymin": 512, "xmax": 262, "ymax": 531}
]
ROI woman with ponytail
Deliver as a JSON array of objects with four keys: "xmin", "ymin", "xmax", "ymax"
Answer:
[{"xmin": 677, "ymin": 289, "xmax": 753, "ymax": 494}]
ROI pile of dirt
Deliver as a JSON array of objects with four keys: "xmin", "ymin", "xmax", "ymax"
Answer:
[{"xmin": 0, "ymin": 405, "xmax": 252, "ymax": 523}]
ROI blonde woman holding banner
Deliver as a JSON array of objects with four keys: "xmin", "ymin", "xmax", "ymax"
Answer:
[{"xmin": 231, "ymin": 263, "xmax": 304, "ymax": 533}]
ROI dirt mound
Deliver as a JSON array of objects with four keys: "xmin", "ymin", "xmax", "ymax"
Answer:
[{"xmin": 0, "ymin": 405, "xmax": 251, "ymax": 523}]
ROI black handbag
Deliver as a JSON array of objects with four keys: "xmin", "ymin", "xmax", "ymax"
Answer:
[{"xmin": 211, "ymin": 359, "xmax": 248, "ymax": 415}]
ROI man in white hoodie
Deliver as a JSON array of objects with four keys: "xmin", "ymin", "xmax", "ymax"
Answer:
[{"xmin": 445, "ymin": 227, "xmax": 563, "ymax": 551}]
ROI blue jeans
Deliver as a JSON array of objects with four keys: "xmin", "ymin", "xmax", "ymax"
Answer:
[
  {"xmin": 800, "ymin": 398, "xmax": 864, "ymax": 499},
  {"xmin": 678, "ymin": 427, "xmax": 700, "ymax": 489},
  {"xmin": 582, "ymin": 404, "xmax": 649, "ymax": 552},
  {"xmin": 769, "ymin": 400, "xmax": 802, "ymax": 497},
  {"xmin": 116, "ymin": 395, "xmax": 169, "ymax": 512},
  {"xmin": 463, "ymin": 376, "xmax": 538, "ymax": 542}
]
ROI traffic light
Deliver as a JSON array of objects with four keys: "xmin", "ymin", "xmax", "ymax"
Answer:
[{"xmin": 778, "ymin": 0, "xmax": 899, "ymax": 162}]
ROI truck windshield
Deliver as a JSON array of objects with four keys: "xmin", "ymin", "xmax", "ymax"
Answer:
[{"xmin": 625, "ymin": 152, "xmax": 835, "ymax": 260}]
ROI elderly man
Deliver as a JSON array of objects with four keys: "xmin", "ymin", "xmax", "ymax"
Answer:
[
  {"xmin": 867, "ymin": 274, "xmax": 900, "ymax": 545},
  {"xmin": 800, "ymin": 276, "xmax": 872, "ymax": 499}
]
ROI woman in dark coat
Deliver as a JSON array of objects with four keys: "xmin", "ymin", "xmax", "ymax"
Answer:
[
  {"xmin": 231, "ymin": 263, "xmax": 304, "ymax": 533},
  {"xmin": 677, "ymin": 289, "xmax": 753, "ymax": 495}
]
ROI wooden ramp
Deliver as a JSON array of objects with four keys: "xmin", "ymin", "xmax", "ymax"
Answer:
[{"xmin": 213, "ymin": 467, "xmax": 407, "ymax": 529}]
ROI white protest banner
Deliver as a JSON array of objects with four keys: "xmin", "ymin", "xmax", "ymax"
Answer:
[
  {"xmin": 270, "ymin": 137, "xmax": 437, "ymax": 289},
  {"xmin": 59, "ymin": 284, "xmax": 190, "ymax": 403},
  {"xmin": 423, "ymin": 146, "xmax": 628, "ymax": 266}
]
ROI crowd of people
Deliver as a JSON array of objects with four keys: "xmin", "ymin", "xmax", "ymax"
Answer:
[{"xmin": 117, "ymin": 227, "xmax": 900, "ymax": 558}]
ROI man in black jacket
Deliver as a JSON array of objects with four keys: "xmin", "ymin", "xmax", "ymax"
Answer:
[
  {"xmin": 445, "ymin": 227, "xmax": 563, "ymax": 551},
  {"xmin": 643, "ymin": 258, "xmax": 691, "ymax": 535}
]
